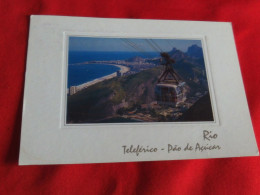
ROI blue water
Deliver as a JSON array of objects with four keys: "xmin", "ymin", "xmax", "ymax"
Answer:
[
  {"xmin": 68, "ymin": 64, "xmax": 120, "ymax": 88},
  {"xmin": 67, "ymin": 51, "xmax": 160, "ymax": 88},
  {"xmin": 68, "ymin": 51, "xmax": 159, "ymax": 64}
]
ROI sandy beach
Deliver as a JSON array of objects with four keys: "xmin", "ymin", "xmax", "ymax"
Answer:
[
  {"xmin": 68, "ymin": 64, "xmax": 130, "ymax": 94},
  {"xmin": 107, "ymin": 64, "xmax": 129, "ymax": 74}
]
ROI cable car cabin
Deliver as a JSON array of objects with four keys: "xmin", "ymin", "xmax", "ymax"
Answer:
[
  {"xmin": 154, "ymin": 52, "xmax": 187, "ymax": 107},
  {"xmin": 117, "ymin": 40, "xmax": 188, "ymax": 107},
  {"xmin": 155, "ymin": 82, "xmax": 186, "ymax": 107}
]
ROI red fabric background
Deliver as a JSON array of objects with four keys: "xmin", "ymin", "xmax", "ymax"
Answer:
[{"xmin": 0, "ymin": 0, "xmax": 260, "ymax": 194}]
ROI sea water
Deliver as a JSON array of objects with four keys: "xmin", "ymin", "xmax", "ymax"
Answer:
[
  {"xmin": 68, "ymin": 51, "xmax": 159, "ymax": 64},
  {"xmin": 67, "ymin": 51, "xmax": 159, "ymax": 88},
  {"xmin": 68, "ymin": 64, "xmax": 120, "ymax": 88}
]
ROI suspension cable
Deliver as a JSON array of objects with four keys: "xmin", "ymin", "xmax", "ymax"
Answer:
[
  {"xmin": 149, "ymin": 39, "xmax": 163, "ymax": 52},
  {"xmin": 165, "ymin": 39, "xmax": 173, "ymax": 50},
  {"xmin": 145, "ymin": 39, "xmax": 160, "ymax": 53},
  {"xmin": 121, "ymin": 38, "xmax": 151, "ymax": 58}
]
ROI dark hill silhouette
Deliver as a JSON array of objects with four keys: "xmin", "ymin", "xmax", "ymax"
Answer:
[{"xmin": 177, "ymin": 93, "xmax": 214, "ymax": 121}]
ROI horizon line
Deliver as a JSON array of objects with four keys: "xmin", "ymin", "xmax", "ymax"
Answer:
[{"xmin": 69, "ymin": 44, "xmax": 201, "ymax": 53}]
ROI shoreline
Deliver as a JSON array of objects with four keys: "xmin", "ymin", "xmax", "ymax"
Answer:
[{"xmin": 68, "ymin": 64, "xmax": 130, "ymax": 95}]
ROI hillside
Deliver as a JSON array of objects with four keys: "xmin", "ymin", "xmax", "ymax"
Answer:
[
  {"xmin": 67, "ymin": 66, "xmax": 163, "ymax": 123},
  {"xmin": 177, "ymin": 93, "xmax": 214, "ymax": 121}
]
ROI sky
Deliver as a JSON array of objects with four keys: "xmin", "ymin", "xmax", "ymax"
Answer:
[{"xmin": 69, "ymin": 36, "xmax": 202, "ymax": 53}]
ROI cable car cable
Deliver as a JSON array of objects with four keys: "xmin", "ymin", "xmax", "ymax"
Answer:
[
  {"xmin": 150, "ymin": 39, "xmax": 163, "ymax": 52},
  {"xmin": 145, "ymin": 39, "xmax": 161, "ymax": 53},
  {"xmin": 122, "ymin": 38, "xmax": 152, "ymax": 58}
]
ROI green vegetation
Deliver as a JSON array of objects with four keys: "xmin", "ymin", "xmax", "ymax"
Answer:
[{"xmin": 67, "ymin": 66, "xmax": 163, "ymax": 123}]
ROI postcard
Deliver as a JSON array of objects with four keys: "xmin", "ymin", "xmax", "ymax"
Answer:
[
  {"xmin": 66, "ymin": 37, "xmax": 213, "ymax": 124},
  {"xmin": 19, "ymin": 15, "xmax": 258, "ymax": 165}
]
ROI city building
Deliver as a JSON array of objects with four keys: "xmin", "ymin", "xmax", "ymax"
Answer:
[{"xmin": 70, "ymin": 86, "xmax": 77, "ymax": 95}]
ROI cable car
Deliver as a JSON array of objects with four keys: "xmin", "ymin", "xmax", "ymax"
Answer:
[
  {"xmin": 155, "ymin": 52, "xmax": 187, "ymax": 106},
  {"xmin": 120, "ymin": 38, "xmax": 187, "ymax": 106}
]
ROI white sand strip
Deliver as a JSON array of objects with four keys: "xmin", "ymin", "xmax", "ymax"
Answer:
[{"xmin": 68, "ymin": 64, "xmax": 129, "ymax": 94}]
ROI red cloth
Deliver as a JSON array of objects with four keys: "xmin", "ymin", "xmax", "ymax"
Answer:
[{"xmin": 0, "ymin": 0, "xmax": 259, "ymax": 194}]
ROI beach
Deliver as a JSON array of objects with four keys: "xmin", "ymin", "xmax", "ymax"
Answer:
[
  {"xmin": 68, "ymin": 64, "xmax": 129, "ymax": 95},
  {"xmin": 107, "ymin": 64, "xmax": 129, "ymax": 74}
]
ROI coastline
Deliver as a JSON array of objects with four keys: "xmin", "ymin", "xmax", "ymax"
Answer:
[
  {"xmin": 68, "ymin": 64, "xmax": 130, "ymax": 95},
  {"xmin": 106, "ymin": 64, "xmax": 129, "ymax": 74}
]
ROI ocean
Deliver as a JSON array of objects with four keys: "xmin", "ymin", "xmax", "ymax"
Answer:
[
  {"xmin": 67, "ymin": 51, "xmax": 159, "ymax": 88},
  {"xmin": 68, "ymin": 64, "xmax": 120, "ymax": 88},
  {"xmin": 68, "ymin": 51, "xmax": 159, "ymax": 64}
]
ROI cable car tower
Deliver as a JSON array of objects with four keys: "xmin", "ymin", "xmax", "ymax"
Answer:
[{"xmin": 158, "ymin": 52, "xmax": 181, "ymax": 84}]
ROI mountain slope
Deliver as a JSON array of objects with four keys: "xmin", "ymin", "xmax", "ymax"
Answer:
[
  {"xmin": 186, "ymin": 44, "xmax": 203, "ymax": 58},
  {"xmin": 177, "ymin": 93, "xmax": 214, "ymax": 121},
  {"xmin": 67, "ymin": 66, "xmax": 163, "ymax": 123}
]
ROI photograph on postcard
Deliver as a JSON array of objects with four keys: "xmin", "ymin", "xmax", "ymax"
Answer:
[{"xmin": 66, "ymin": 37, "xmax": 214, "ymax": 124}]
